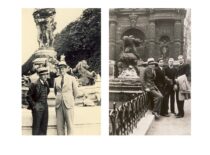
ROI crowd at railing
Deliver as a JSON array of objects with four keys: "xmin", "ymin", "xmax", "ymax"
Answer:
[{"xmin": 109, "ymin": 91, "xmax": 148, "ymax": 135}]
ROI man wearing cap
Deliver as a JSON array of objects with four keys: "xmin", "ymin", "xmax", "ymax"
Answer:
[
  {"xmin": 164, "ymin": 58, "xmax": 177, "ymax": 115},
  {"xmin": 54, "ymin": 61, "xmax": 79, "ymax": 135},
  {"xmin": 174, "ymin": 55, "xmax": 191, "ymax": 118},
  {"xmin": 143, "ymin": 58, "xmax": 163, "ymax": 119},
  {"xmin": 26, "ymin": 67, "xmax": 50, "ymax": 135}
]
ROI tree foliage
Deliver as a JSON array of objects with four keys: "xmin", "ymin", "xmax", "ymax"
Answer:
[{"xmin": 54, "ymin": 8, "xmax": 101, "ymax": 74}]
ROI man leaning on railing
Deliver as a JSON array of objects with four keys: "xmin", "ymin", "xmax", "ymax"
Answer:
[{"xmin": 143, "ymin": 58, "xmax": 163, "ymax": 119}]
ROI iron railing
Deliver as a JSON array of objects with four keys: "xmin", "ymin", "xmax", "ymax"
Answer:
[{"xmin": 109, "ymin": 91, "xmax": 148, "ymax": 135}]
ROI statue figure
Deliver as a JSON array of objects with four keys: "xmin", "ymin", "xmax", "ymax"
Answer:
[
  {"xmin": 159, "ymin": 39, "xmax": 170, "ymax": 59},
  {"xmin": 33, "ymin": 8, "xmax": 56, "ymax": 48},
  {"xmin": 117, "ymin": 35, "xmax": 143, "ymax": 78},
  {"xmin": 119, "ymin": 35, "xmax": 142, "ymax": 67},
  {"xmin": 118, "ymin": 65, "xmax": 139, "ymax": 79},
  {"xmin": 22, "ymin": 8, "xmax": 58, "ymax": 88},
  {"xmin": 129, "ymin": 13, "xmax": 138, "ymax": 27},
  {"xmin": 73, "ymin": 60, "xmax": 96, "ymax": 86}
]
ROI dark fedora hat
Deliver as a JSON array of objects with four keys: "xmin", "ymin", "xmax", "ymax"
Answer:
[{"xmin": 37, "ymin": 67, "xmax": 49, "ymax": 75}]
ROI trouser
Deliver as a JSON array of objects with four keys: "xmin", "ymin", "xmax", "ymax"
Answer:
[
  {"xmin": 56, "ymin": 101, "xmax": 74, "ymax": 135},
  {"xmin": 176, "ymin": 90, "xmax": 185, "ymax": 116},
  {"xmin": 157, "ymin": 86, "xmax": 167, "ymax": 115},
  {"xmin": 150, "ymin": 89, "xmax": 163, "ymax": 114},
  {"xmin": 164, "ymin": 88, "xmax": 175, "ymax": 113},
  {"xmin": 32, "ymin": 107, "xmax": 48, "ymax": 135}
]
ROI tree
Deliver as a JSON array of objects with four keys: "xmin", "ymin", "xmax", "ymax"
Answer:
[{"xmin": 54, "ymin": 8, "xmax": 101, "ymax": 74}]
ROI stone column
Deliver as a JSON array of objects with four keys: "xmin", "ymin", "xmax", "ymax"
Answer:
[
  {"xmin": 148, "ymin": 21, "xmax": 156, "ymax": 58},
  {"xmin": 109, "ymin": 16, "xmax": 117, "ymax": 60},
  {"xmin": 174, "ymin": 20, "xmax": 182, "ymax": 56}
]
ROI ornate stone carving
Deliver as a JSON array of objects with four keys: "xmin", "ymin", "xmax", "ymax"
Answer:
[
  {"xmin": 73, "ymin": 60, "xmax": 96, "ymax": 86},
  {"xmin": 33, "ymin": 8, "xmax": 57, "ymax": 49},
  {"xmin": 129, "ymin": 13, "xmax": 138, "ymax": 27}
]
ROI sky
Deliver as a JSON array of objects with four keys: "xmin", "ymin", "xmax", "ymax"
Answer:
[{"xmin": 22, "ymin": 8, "xmax": 84, "ymax": 64}]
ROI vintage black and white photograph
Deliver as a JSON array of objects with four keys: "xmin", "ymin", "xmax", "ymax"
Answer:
[
  {"xmin": 109, "ymin": 8, "xmax": 191, "ymax": 135},
  {"xmin": 22, "ymin": 8, "xmax": 101, "ymax": 135}
]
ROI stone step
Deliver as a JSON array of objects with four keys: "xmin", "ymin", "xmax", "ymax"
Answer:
[{"xmin": 131, "ymin": 111, "xmax": 155, "ymax": 135}]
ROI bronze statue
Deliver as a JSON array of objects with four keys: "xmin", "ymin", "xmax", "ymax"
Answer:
[
  {"xmin": 33, "ymin": 8, "xmax": 56, "ymax": 48},
  {"xmin": 117, "ymin": 35, "xmax": 143, "ymax": 78},
  {"xmin": 119, "ymin": 35, "xmax": 142, "ymax": 66}
]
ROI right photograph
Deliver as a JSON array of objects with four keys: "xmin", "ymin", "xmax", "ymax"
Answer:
[{"xmin": 109, "ymin": 8, "xmax": 191, "ymax": 135}]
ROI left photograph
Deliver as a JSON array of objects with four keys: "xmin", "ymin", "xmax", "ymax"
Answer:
[{"xmin": 22, "ymin": 8, "xmax": 101, "ymax": 135}]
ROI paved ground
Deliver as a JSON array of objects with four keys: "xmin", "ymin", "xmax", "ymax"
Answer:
[
  {"xmin": 147, "ymin": 99, "xmax": 191, "ymax": 135},
  {"xmin": 22, "ymin": 105, "xmax": 101, "ymax": 135},
  {"xmin": 131, "ymin": 111, "xmax": 155, "ymax": 135}
]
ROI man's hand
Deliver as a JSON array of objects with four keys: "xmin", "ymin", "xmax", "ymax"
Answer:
[
  {"xmin": 145, "ymin": 88, "xmax": 150, "ymax": 92},
  {"xmin": 174, "ymin": 84, "xmax": 178, "ymax": 91}
]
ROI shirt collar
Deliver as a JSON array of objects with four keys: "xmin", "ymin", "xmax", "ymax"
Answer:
[
  {"xmin": 169, "ymin": 65, "xmax": 173, "ymax": 69},
  {"xmin": 39, "ymin": 79, "xmax": 45, "ymax": 85},
  {"xmin": 61, "ymin": 73, "xmax": 65, "ymax": 77}
]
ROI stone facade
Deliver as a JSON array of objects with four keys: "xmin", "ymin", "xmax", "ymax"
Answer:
[{"xmin": 109, "ymin": 8, "xmax": 187, "ymax": 61}]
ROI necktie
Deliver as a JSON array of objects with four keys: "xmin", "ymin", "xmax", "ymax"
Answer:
[
  {"xmin": 44, "ymin": 81, "xmax": 48, "ymax": 87},
  {"xmin": 61, "ymin": 75, "xmax": 64, "ymax": 88}
]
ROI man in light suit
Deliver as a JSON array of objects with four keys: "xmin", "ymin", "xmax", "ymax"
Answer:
[
  {"xmin": 174, "ymin": 55, "xmax": 190, "ymax": 118},
  {"xmin": 54, "ymin": 61, "xmax": 79, "ymax": 135}
]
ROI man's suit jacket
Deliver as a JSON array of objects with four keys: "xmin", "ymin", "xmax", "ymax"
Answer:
[
  {"xmin": 154, "ymin": 66, "xmax": 165, "ymax": 89},
  {"xmin": 54, "ymin": 74, "xmax": 79, "ymax": 109},
  {"xmin": 27, "ymin": 79, "xmax": 50, "ymax": 110},
  {"xmin": 176, "ymin": 63, "xmax": 191, "ymax": 80},
  {"xmin": 164, "ymin": 66, "xmax": 177, "ymax": 91},
  {"xmin": 143, "ymin": 67, "xmax": 158, "ymax": 90}
]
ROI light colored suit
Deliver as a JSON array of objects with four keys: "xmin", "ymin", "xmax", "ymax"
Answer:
[
  {"xmin": 54, "ymin": 74, "xmax": 78, "ymax": 135},
  {"xmin": 176, "ymin": 74, "xmax": 190, "ymax": 101},
  {"xmin": 54, "ymin": 74, "xmax": 78, "ymax": 109}
]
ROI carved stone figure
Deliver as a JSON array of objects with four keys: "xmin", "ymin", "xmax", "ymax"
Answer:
[
  {"xmin": 33, "ymin": 8, "xmax": 56, "ymax": 48},
  {"xmin": 119, "ymin": 35, "xmax": 142, "ymax": 66},
  {"xmin": 73, "ymin": 60, "xmax": 96, "ymax": 86},
  {"xmin": 129, "ymin": 13, "xmax": 138, "ymax": 27},
  {"xmin": 159, "ymin": 40, "xmax": 170, "ymax": 59}
]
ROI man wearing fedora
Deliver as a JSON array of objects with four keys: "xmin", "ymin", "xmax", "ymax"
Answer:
[
  {"xmin": 26, "ymin": 67, "xmax": 50, "ymax": 135},
  {"xmin": 143, "ymin": 58, "xmax": 163, "ymax": 119},
  {"xmin": 54, "ymin": 61, "xmax": 79, "ymax": 135}
]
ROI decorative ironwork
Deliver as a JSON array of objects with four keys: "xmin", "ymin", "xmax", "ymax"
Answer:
[{"xmin": 109, "ymin": 92, "xmax": 148, "ymax": 135}]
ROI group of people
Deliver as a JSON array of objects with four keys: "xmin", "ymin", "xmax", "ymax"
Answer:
[
  {"xmin": 26, "ymin": 61, "xmax": 78, "ymax": 135},
  {"xmin": 25, "ymin": 54, "xmax": 190, "ymax": 135},
  {"xmin": 143, "ymin": 55, "xmax": 190, "ymax": 119}
]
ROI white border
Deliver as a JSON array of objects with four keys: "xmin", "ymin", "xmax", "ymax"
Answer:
[{"xmin": 0, "ymin": 0, "xmax": 210, "ymax": 155}]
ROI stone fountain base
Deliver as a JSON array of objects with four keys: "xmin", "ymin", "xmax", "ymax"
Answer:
[{"xmin": 34, "ymin": 48, "xmax": 57, "ymax": 58}]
